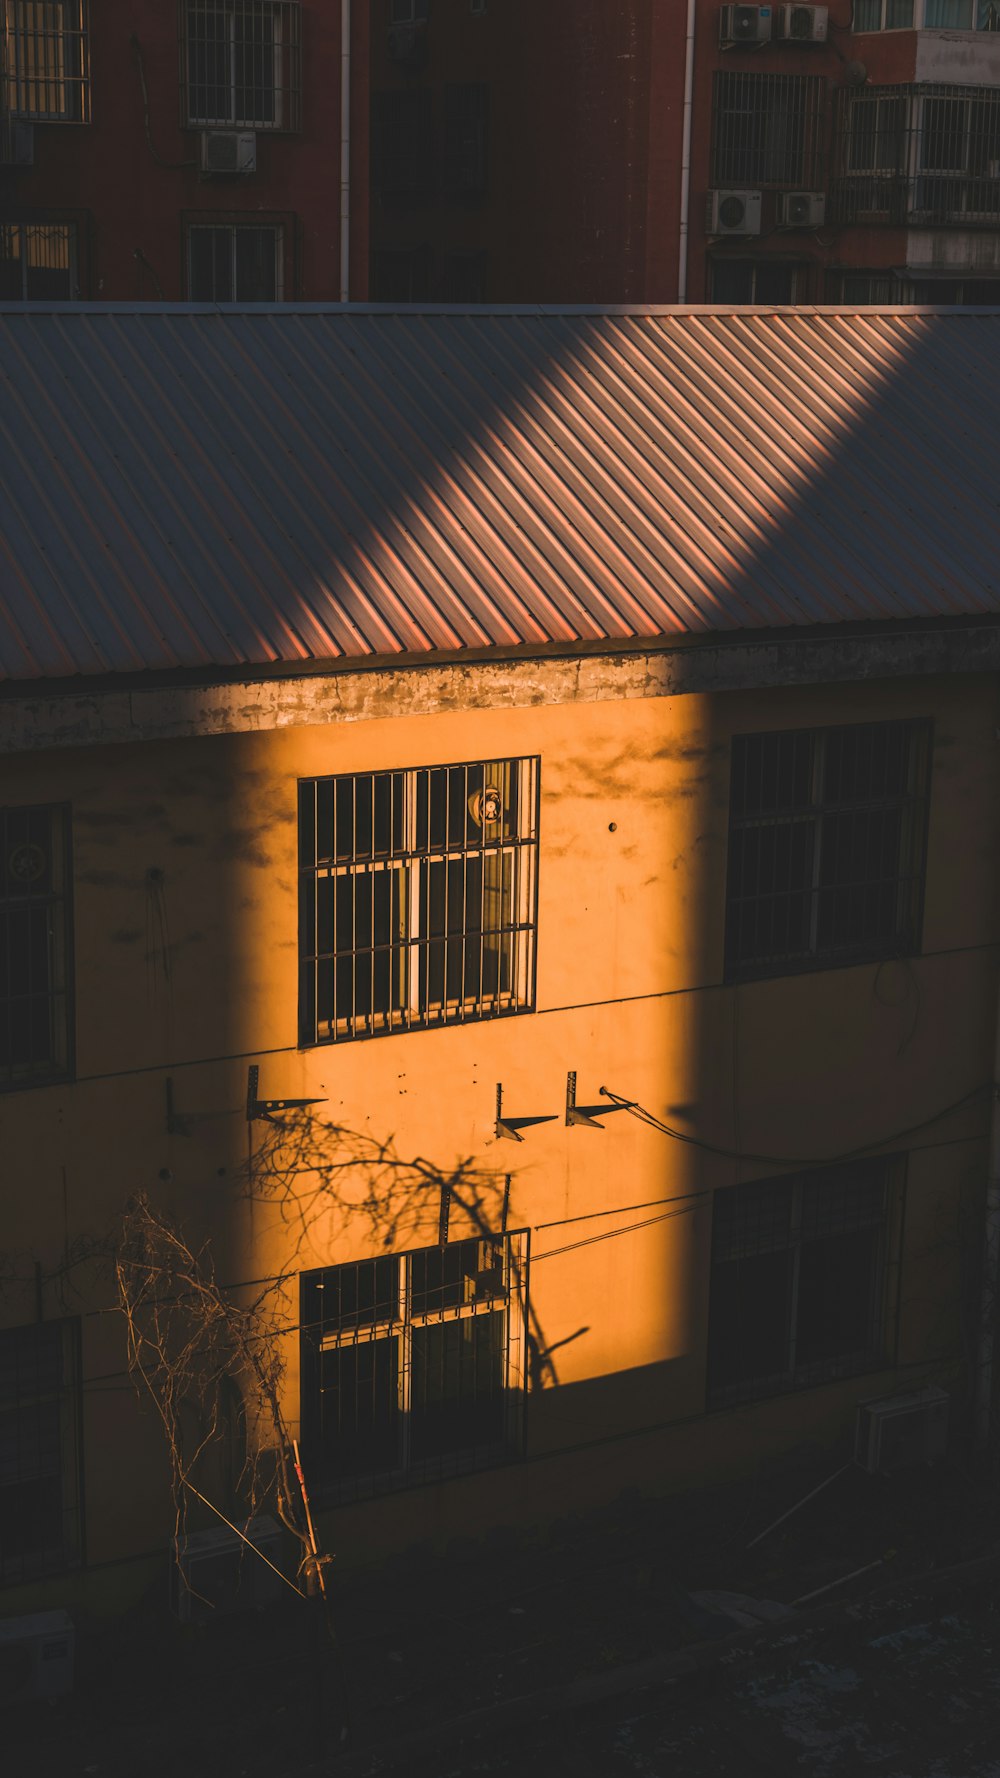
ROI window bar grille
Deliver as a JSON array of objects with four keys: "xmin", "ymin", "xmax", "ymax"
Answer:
[
  {"xmin": 832, "ymin": 84, "xmax": 1000, "ymax": 226},
  {"xmin": 711, "ymin": 71, "xmax": 825, "ymax": 189},
  {"xmin": 1, "ymin": 804, "xmax": 72, "ymax": 1091},
  {"xmin": 181, "ymin": 0, "xmax": 302, "ymax": 132},
  {"xmin": 4, "ymin": 1, "xmax": 90, "ymax": 123},
  {"xmin": 0, "ymin": 1319, "xmax": 82, "ymax": 1582}
]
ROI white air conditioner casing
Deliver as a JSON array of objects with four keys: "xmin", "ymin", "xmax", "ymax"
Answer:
[
  {"xmin": 855, "ymin": 1385, "xmax": 950, "ymax": 1475},
  {"xmin": 200, "ymin": 130, "xmax": 257, "ymax": 176},
  {"xmin": 707, "ymin": 189, "xmax": 763, "ymax": 236},
  {"xmin": 720, "ymin": 4, "xmax": 773, "ymax": 45},
  {"xmin": 777, "ymin": 190, "xmax": 826, "ymax": 227},
  {"xmin": 776, "ymin": 3, "xmax": 829, "ymax": 39},
  {"xmin": 170, "ymin": 1515, "xmax": 286, "ymax": 1623},
  {"xmin": 0, "ymin": 1611, "xmax": 74, "ymax": 1707}
]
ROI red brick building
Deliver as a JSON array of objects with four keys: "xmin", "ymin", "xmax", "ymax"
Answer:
[
  {"xmin": 369, "ymin": 0, "xmax": 1000, "ymax": 306},
  {"xmin": 0, "ymin": 2, "xmax": 370, "ymax": 301}
]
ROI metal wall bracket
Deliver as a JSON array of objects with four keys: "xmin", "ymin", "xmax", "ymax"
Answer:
[
  {"xmin": 246, "ymin": 1064, "xmax": 327, "ymax": 1124},
  {"xmin": 494, "ymin": 1081, "xmax": 557, "ymax": 1142},
  {"xmin": 565, "ymin": 1070, "xmax": 608, "ymax": 1129}
]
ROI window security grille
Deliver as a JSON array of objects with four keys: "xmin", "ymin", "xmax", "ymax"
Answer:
[
  {"xmin": 707, "ymin": 1159, "xmax": 898, "ymax": 1408},
  {"xmin": 299, "ymin": 758, "xmax": 538, "ymax": 1045},
  {"xmin": 711, "ymin": 72, "xmax": 824, "ymax": 189},
  {"xmin": 181, "ymin": 1, "xmax": 301, "ymax": 131},
  {"xmin": 444, "ymin": 83, "xmax": 488, "ymax": 194},
  {"xmin": 856, "ymin": 0, "xmax": 1000, "ymax": 23},
  {"xmin": 3, "ymin": 0, "xmax": 89, "ymax": 122},
  {"xmin": 724, "ymin": 720, "xmax": 930, "ymax": 981},
  {"xmin": 187, "ymin": 223, "xmax": 282, "ymax": 300},
  {"xmin": 0, "ymin": 805, "xmax": 72, "ymax": 1090},
  {"xmin": 0, "ymin": 221, "xmax": 76, "ymax": 298},
  {"xmin": 371, "ymin": 87, "xmax": 432, "ymax": 193},
  {"xmin": 300, "ymin": 1233, "xmax": 528, "ymax": 1500},
  {"xmin": 833, "ymin": 85, "xmax": 1000, "ymax": 225},
  {"xmin": 0, "ymin": 1320, "xmax": 82, "ymax": 1581}
]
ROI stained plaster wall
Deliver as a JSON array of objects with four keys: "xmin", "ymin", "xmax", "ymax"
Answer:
[{"xmin": 1, "ymin": 662, "xmax": 997, "ymax": 1608}]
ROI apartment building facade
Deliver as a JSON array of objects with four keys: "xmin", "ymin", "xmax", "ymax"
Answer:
[
  {"xmin": 368, "ymin": 0, "xmax": 1000, "ymax": 305},
  {"xmin": 1, "ymin": 304, "xmax": 999, "ymax": 1615},
  {"xmin": 0, "ymin": 1, "xmax": 369, "ymax": 302}
]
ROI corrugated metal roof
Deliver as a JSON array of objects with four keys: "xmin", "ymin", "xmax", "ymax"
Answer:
[{"xmin": 1, "ymin": 303, "xmax": 998, "ymax": 684}]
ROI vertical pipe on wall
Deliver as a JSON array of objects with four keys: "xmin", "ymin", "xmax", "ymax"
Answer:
[
  {"xmin": 340, "ymin": 0, "xmax": 351, "ymax": 302},
  {"xmin": 677, "ymin": 0, "xmax": 696, "ymax": 303},
  {"xmin": 976, "ymin": 973, "xmax": 1000, "ymax": 1450}
]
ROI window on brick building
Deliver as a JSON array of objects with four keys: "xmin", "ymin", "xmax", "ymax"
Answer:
[
  {"xmin": 371, "ymin": 88, "xmax": 433, "ymax": 192},
  {"xmin": 1, "ymin": 804, "xmax": 73, "ymax": 1091},
  {"xmin": 0, "ymin": 1320, "xmax": 83, "ymax": 1580},
  {"xmin": 724, "ymin": 720, "xmax": 931, "ymax": 981},
  {"xmin": 182, "ymin": 1, "xmax": 302, "ymax": 131},
  {"xmin": 371, "ymin": 245, "xmax": 430, "ymax": 301},
  {"xmin": 299, "ymin": 758, "xmax": 538, "ymax": 1045},
  {"xmin": 3, "ymin": 1, "xmax": 89, "ymax": 122},
  {"xmin": 300, "ymin": 1234, "xmax": 528, "ymax": 1499},
  {"xmin": 710, "ymin": 260, "xmax": 798, "ymax": 304},
  {"xmin": 855, "ymin": 0, "xmax": 914, "ymax": 24},
  {"xmin": 188, "ymin": 224, "xmax": 282, "ymax": 301},
  {"xmin": 0, "ymin": 222, "xmax": 77, "ymax": 299},
  {"xmin": 712, "ymin": 73, "xmax": 824, "ymax": 188},
  {"xmin": 444, "ymin": 84, "xmax": 488, "ymax": 194},
  {"xmin": 708, "ymin": 1160, "xmax": 898, "ymax": 1407}
]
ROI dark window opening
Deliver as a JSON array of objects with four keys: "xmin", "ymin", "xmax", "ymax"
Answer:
[
  {"xmin": 371, "ymin": 88, "xmax": 433, "ymax": 194},
  {"xmin": 708, "ymin": 1161, "xmax": 896, "ymax": 1407},
  {"xmin": 300, "ymin": 1234, "xmax": 528, "ymax": 1500},
  {"xmin": 0, "ymin": 222, "xmax": 77, "ymax": 298},
  {"xmin": 371, "ymin": 244, "xmax": 430, "ymax": 302},
  {"xmin": 725, "ymin": 720, "xmax": 931, "ymax": 981},
  {"xmin": 188, "ymin": 224, "xmax": 281, "ymax": 300},
  {"xmin": 0, "ymin": 1319, "xmax": 82, "ymax": 1582},
  {"xmin": 3, "ymin": 0, "xmax": 89, "ymax": 122},
  {"xmin": 710, "ymin": 259, "xmax": 798, "ymax": 304},
  {"xmin": 439, "ymin": 250, "xmax": 487, "ymax": 302},
  {"xmin": 444, "ymin": 83, "xmax": 488, "ymax": 194},
  {"xmin": 0, "ymin": 804, "xmax": 72, "ymax": 1091}
]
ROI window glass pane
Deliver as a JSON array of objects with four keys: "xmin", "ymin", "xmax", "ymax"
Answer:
[
  {"xmin": 189, "ymin": 228, "xmax": 230, "ymax": 301},
  {"xmin": 711, "ymin": 261, "xmax": 755, "ymax": 303},
  {"xmin": 797, "ymin": 1228, "xmax": 881, "ymax": 1368},
  {"xmin": 925, "ymin": 0, "xmax": 974, "ymax": 23},
  {"xmin": 754, "ymin": 262, "xmax": 795, "ymax": 304},
  {"xmin": 410, "ymin": 1313, "xmax": 506, "ymax": 1462},
  {"xmin": 708, "ymin": 1249, "xmax": 792, "ymax": 1395},
  {"xmin": 315, "ymin": 1342, "xmax": 399, "ymax": 1479},
  {"xmin": 24, "ymin": 223, "xmax": 73, "ymax": 298},
  {"xmin": 854, "ymin": 0, "xmax": 881, "ymax": 23},
  {"xmin": 234, "ymin": 227, "xmax": 278, "ymax": 301},
  {"xmin": 187, "ymin": 3, "xmax": 231, "ymax": 121},
  {"xmin": 0, "ymin": 1321, "xmax": 79, "ymax": 1578},
  {"xmin": 887, "ymin": 0, "xmax": 914, "ymax": 19}
]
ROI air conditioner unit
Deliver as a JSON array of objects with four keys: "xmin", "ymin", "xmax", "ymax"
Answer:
[
  {"xmin": 720, "ymin": 4, "xmax": 773, "ymax": 45},
  {"xmin": 707, "ymin": 189, "xmax": 763, "ymax": 236},
  {"xmin": 777, "ymin": 190, "xmax": 826, "ymax": 226},
  {"xmin": 0, "ymin": 118, "xmax": 33, "ymax": 167},
  {"xmin": 855, "ymin": 1385, "xmax": 950, "ymax": 1475},
  {"xmin": 170, "ymin": 1515, "xmax": 286, "ymax": 1623},
  {"xmin": 199, "ymin": 130, "xmax": 257, "ymax": 176},
  {"xmin": 0, "ymin": 1611, "xmax": 74, "ymax": 1708},
  {"xmin": 776, "ymin": 3, "xmax": 829, "ymax": 40}
]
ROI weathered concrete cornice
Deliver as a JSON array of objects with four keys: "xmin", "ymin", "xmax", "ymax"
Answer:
[{"xmin": 2, "ymin": 623, "xmax": 999, "ymax": 755}]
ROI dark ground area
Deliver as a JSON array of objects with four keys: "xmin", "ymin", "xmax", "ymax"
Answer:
[{"xmin": 7, "ymin": 1450, "xmax": 1000, "ymax": 1777}]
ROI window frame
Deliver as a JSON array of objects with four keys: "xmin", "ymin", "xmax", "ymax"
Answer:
[
  {"xmin": 706, "ymin": 1159, "xmax": 904, "ymax": 1410},
  {"xmin": 0, "ymin": 802, "xmax": 74, "ymax": 1094},
  {"xmin": 300, "ymin": 1232, "xmax": 529, "ymax": 1502},
  {"xmin": 0, "ymin": 1317, "xmax": 84, "ymax": 1584},
  {"xmin": 723, "ymin": 719, "xmax": 932, "ymax": 984},
  {"xmin": 298, "ymin": 756, "xmax": 540, "ymax": 1048},
  {"xmin": 186, "ymin": 220, "xmax": 284, "ymax": 301},
  {"xmin": 180, "ymin": 0, "xmax": 302, "ymax": 133},
  {"xmin": 0, "ymin": 219, "xmax": 79, "ymax": 299},
  {"xmin": 709, "ymin": 258, "xmax": 800, "ymax": 304},
  {"xmin": 3, "ymin": 0, "xmax": 90, "ymax": 123},
  {"xmin": 711, "ymin": 71, "xmax": 825, "ymax": 191},
  {"xmin": 855, "ymin": 0, "xmax": 998, "ymax": 23}
]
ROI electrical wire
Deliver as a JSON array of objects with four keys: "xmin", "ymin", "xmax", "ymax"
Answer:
[{"xmin": 599, "ymin": 1080, "xmax": 993, "ymax": 1170}]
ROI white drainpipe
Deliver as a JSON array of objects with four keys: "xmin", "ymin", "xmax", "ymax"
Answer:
[
  {"xmin": 340, "ymin": 0, "xmax": 351, "ymax": 302},
  {"xmin": 677, "ymin": 0, "xmax": 697, "ymax": 302},
  {"xmin": 976, "ymin": 973, "xmax": 1000, "ymax": 1449}
]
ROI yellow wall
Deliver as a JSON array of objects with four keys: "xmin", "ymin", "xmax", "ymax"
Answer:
[{"xmin": 2, "ymin": 667, "xmax": 997, "ymax": 1610}]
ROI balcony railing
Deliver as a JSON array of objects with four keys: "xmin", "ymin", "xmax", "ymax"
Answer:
[{"xmin": 832, "ymin": 84, "xmax": 1000, "ymax": 226}]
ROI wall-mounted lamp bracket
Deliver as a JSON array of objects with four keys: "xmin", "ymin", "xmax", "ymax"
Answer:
[
  {"xmin": 246, "ymin": 1064, "xmax": 327, "ymax": 1125},
  {"xmin": 493, "ymin": 1082, "xmax": 557, "ymax": 1142}
]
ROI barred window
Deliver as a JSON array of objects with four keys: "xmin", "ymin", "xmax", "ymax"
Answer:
[
  {"xmin": 300, "ymin": 1234, "xmax": 528, "ymax": 1500},
  {"xmin": 855, "ymin": 0, "xmax": 914, "ymax": 23},
  {"xmin": 182, "ymin": 1, "xmax": 302, "ymax": 131},
  {"xmin": 444, "ymin": 83, "xmax": 488, "ymax": 194},
  {"xmin": 0, "ymin": 221, "xmax": 77, "ymax": 299},
  {"xmin": 299, "ymin": 758, "xmax": 538, "ymax": 1044},
  {"xmin": 0, "ymin": 1319, "xmax": 82, "ymax": 1581},
  {"xmin": 371, "ymin": 87, "xmax": 432, "ymax": 193},
  {"xmin": 707, "ymin": 1160, "xmax": 898, "ymax": 1407},
  {"xmin": 1, "ymin": 804, "xmax": 73, "ymax": 1091},
  {"xmin": 834, "ymin": 86, "xmax": 1000, "ymax": 224},
  {"xmin": 187, "ymin": 223, "xmax": 282, "ymax": 300},
  {"xmin": 3, "ymin": 0, "xmax": 89, "ymax": 122},
  {"xmin": 711, "ymin": 72, "xmax": 824, "ymax": 189},
  {"xmin": 725, "ymin": 720, "xmax": 930, "ymax": 981}
]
